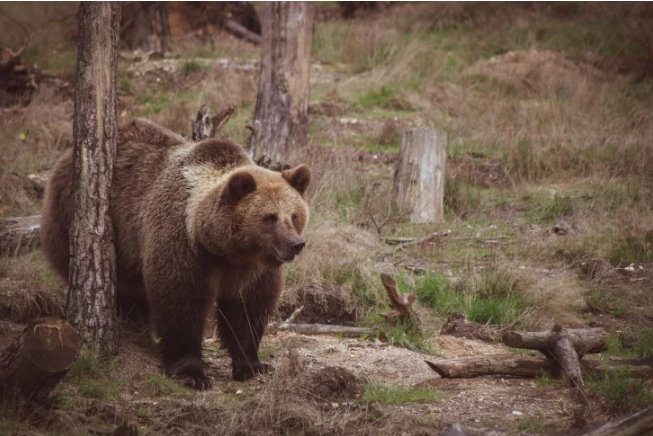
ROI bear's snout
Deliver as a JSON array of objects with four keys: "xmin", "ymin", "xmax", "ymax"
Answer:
[{"xmin": 290, "ymin": 238, "xmax": 305, "ymax": 256}]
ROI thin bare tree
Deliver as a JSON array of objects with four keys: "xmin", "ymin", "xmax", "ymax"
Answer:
[
  {"xmin": 67, "ymin": 1, "xmax": 120, "ymax": 357},
  {"xmin": 249, "ymin": 2, "xmax": 314, "ymax": 164}
]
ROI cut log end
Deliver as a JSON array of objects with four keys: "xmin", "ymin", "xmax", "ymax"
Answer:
[{"xmin": 0, "ymin": 317, "xmax": 81, "ymax": 402}]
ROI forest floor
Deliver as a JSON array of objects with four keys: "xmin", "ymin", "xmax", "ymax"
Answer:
[{"xmin": 1, "ymin": 2, "xmax": 653, "ymax": 435}]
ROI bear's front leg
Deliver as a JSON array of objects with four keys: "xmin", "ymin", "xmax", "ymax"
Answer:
[
  {"xmin": 216, "ymin": 269, "xmax": 282, "ymax": 381},
  {"xmin": 145, "ymin": 260, "xmax": 213, "ymax": 390}
]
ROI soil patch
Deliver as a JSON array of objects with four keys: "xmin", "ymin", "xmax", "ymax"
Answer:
[{"xmin": 278, "ymin": 284, "xmax": 359, "ymax": 326}]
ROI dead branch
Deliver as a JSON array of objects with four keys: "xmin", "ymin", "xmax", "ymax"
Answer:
[
  {"xmin": 379, "ymin": 273, "xmax": 419, "ymax": 330},
  {"xmin": 394, "ymin": 230, "xmax": 450, "ymax": 251},
  {"xmin": 224, "ymin": 19, "xmax": 262, "ymax": 45},
  {"xmin": 192, "ymin": 105, "xmax": 235, "ymax": 141},
  {"xmin": 210, "ymin": 105, "xmax": 235, "ymax": 137}
]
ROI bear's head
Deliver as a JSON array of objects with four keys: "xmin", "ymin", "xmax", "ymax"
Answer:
[{"xmin": 196, "ymin": 164, "xmax": 312, "ymax": 268}]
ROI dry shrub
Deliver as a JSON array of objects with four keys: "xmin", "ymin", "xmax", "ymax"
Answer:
[
  {"xmin": 0, "ymin": 87, "xmax": 72, "ymax": 211},
  {"xmin": 0, "ymin": 252, "xmax": 65, "ymax": 323}
]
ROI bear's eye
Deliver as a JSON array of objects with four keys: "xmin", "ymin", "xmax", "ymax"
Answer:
[
  {"xmin": 263, "ymin": 214, "xmax": 278, "ymax": 224},
  {"xmin": 292, "ymin": 213, "xmax": 299, "ymax": 224}
]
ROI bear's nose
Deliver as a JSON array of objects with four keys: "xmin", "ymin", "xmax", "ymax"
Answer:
[{"xmin": 290, "ymin": 238, "xmax": 305, "ymax": 255}]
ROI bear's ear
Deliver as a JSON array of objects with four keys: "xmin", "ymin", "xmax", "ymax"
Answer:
[
  {"xmin": 282, "ymin": 164, "xmax": 312, "ymax": 196},
  {"xmin": 224, "ymin": 172, "xmax": 257, "ymax": 203}
]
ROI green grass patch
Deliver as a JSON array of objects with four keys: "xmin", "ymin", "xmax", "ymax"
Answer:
[
  {"xmin": 608, "ymin": 233, "xmax": 653, "ymax": 266},
  {"xmin": 444, "ymin": 178, "xmax": 482, "ymax": 218},
  {"xmin": 79, "ymin": 380, "xmax": 118, "ymax": 400},
  {"xmin": 355, "ymin": 86, "xmax": 396, "ymax": 109},
  {"xmin": 68, "ymin": 350, "xmax": 102, "ymax": 379},
  {"xmin": 362, "ymin": 381, "xmax": 440, "ymax": 405},
  {"xmin": 528, "ymin": 194, "xmax": 574, "ymax": 224},
  {"xmin": 517, "ymin": 413, "xmax": 548, "ymax": 434},
  {"xmin": 383, "ymin": 322, "xmax": 430, "ymax": 352},
  {"xmin": 119, "ymin": 78, "xmax": 133, "ymax": 94},
  {"xmin": 412, "ymin": 267, "xmax": 530, "ymax": 327},
  {"xmin": 633, "ymin": 329, "xmax": 653, "ymax": 358},
  {"xmin": 37, "ymin": 268, "xmax": 61, "ymax": 289},
  {"xmin": 179, "ymin": 60, "xmax": 207, "ymax": 76},
  {"xmin": 535, "ymin": 371, "xmax": 553, "ymax": 387},
  {"xmin": 586, "ymin": 366, "xmax": 653, "ymax": 413},
  {"xmin": 145, "ymin": 373, "xmax": 186, "ymax": 397}
]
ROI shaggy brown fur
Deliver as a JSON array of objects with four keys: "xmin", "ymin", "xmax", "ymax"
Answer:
[{"xmin": 41, "ymin": 119, "xmax": 311, "ymax": 389}]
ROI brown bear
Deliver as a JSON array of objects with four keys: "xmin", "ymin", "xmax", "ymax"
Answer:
[{"xmin": 41, "ymin": 119, "xmax": 311, "ymax": 389}]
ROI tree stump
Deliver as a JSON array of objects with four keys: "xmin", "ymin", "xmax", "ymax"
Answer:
[
  {"xmin": 0, "ymin": 317, "xmax": 81, "ymax": 402},
  {"xmin": 249, "ymin": 2, "xmax": 314, "ymax": 164},
  {"xmin": 68, "ymin": 1, "xmax": 121, "ymax": 357},
  {"xmin": 393, "ymin": 128, "xmax": 447, "ymax": 224}
]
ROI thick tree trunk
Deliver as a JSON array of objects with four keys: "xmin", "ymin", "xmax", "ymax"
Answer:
[
  {"xmin": 0, "ymin": 317, "xmax": 81, "ymax": 402},
  {"xmin": 67, "ymin": 2, "xmax": 120, "ymax": 357},
  {"xmin": 249, "ymin": 1, "xmax": 313, "ymax": 164},
  {"xmin": 0, "ymin": 215, "xmax": 40, "ymax": 256},
  {"xmin": 130, "ymin": 2, "xmax": 171, "ymax": 53},
  {"xmin": 393, "ymin": 128, "xmax": 447, "ymax": 224}
]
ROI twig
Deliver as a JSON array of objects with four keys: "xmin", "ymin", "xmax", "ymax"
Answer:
[{"xmin": 395, "ymin": 230, "xmax": 450, "ymax": 251}]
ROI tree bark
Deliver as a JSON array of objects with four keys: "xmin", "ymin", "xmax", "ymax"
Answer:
[
  {"xmin": 130, "ymin": 2, "xmax": 171, "ymax": 53},
  {"xmin": 249, "ymin": 1, "xmax": 314, "ymax": 164},
  {"xmin": 393, "ymin": 128, "xmax": 447, "ymax": 224},
  {"xmin": 502, "ymin": 327, "xmax": 608, "ymax": 357},
  {"xmin": 67, "ymin": 1, "xmax": 120, "ymax": 357},
  {"xmin": 0, "ymin": 317, "xmax": 81, "ymax": 402},
  {"xmin": 0, "ymin": 215, "xmax": 40, "ymax": 256}
]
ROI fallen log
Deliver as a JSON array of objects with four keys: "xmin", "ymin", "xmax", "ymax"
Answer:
[
  {"xmin": 0, "ymin": 317, "xmax": 81, "ymax": 402},
  {"xmin": 578, "ymin": 406, "xmax": 653, "ymax": 436},
  {"xmin": 426, "ymin": 354, "xmax": 560, "ymax": 379},
  {"xmin": 425, "ymin": 354, "xmax": 653, "ymax": 379},
  {"xmin": 502, "ymin": 326, "xmax": 608, "ymax": 357},
  {"xmin": 0, "ymin": 215, "xmax": 41, "ymax": 256},
  {"xmin": 224, "ymin": 19, "xmax": 262, "ymax": 45}
]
